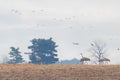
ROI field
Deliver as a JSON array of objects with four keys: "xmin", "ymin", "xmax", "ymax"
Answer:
[{"xmin": 0, "ymin": 64, "xmax": 120, "ymax": 80}]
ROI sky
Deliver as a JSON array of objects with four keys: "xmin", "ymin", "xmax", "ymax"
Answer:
[{"xmin": 0, "ymin": 0, "xmax": 120, "ymax": 64}]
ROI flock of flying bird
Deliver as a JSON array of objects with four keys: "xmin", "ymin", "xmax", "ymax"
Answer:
[
  {"xmin": 10, "ymin": 9, "xmax": 120, "ymax": 51},
  {"xmin": 72, "ymin": 42, "xmax": 120, "ymax": 52},
  {"xmin": 10, "ymin": 9, "xmax": 81, "ymax": 29},
  {"xmin": 11, "ymin": 9, "xmax": 45, "ymax": 15},
  {"xmin": 10, "ymin": 9, "xmax": 98, "ymax": 31},
  {"xmin": 11, "ymin": 9, "xmax": 22, "ymax": 15}
]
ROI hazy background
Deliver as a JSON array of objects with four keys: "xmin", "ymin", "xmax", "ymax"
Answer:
[{"xmin": 0, "ymin": 0, "xmax": 120, "ymax": 64}]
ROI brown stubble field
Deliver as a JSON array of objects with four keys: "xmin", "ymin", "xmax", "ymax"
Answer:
[{"xmin": 0, "ymin": 64, "xmax": 120, "ymax": 80}]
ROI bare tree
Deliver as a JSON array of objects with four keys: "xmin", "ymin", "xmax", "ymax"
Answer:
[{"xmin": 90, "ymin": 40, "xmax": 107, "ymax": 64}]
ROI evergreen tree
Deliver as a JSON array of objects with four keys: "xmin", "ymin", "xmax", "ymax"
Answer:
[
  {"xmin": 8, "ymin": 47, "xmax": 24, "ymax": 64},
  {"xmin": 28, "ymin": 38, "xmax": 59, "ymax": 64}
]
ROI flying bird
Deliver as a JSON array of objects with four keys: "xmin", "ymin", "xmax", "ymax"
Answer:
[
  {"xmin": 91, "ymin": 43, "xmax": 94, "ymax": 46},
  {"xmin": 73, "ymin": 43, "xmax": 79, "ymax": 45},
  {"xmin": 24, "ymin": 53, "xmax": 31, "ymax": 54},
  {"xmin": 32, "ymin": 10, "xmax": 36, "ymax": 13},
  {"xmin": 31, "ymin": 9, "xmax": 45, "ymax": 15},
  {"xmin": 40, "ymin": 9, "xmax": 44, "ymax": 12},
  {"xmin": 11, "ymin": 9, "xmax": 22, "ymax": 15},
  {"xmin": 117, "ymin": 48, "xmax": 120, "ymax": 51}
]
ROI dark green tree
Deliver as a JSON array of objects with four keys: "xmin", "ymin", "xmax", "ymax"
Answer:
[
  {"xmin": 8, "ymin": 47, "xmax": 24, "ymax": 64},
  {"xmin": 28, "ymin": 38, "xmax": 59, "ymax": 64}
]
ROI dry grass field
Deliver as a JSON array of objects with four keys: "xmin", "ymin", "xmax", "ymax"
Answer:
[{"xmin": 0, "ymin": 64, "xmax": 120, "ymax": 80}]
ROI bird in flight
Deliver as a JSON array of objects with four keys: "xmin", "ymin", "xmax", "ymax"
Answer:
[
  {"xmin": 11, "ymin": 9, "xmax": 22, "ymax": 15},
  {"xmin": 91, "ymin": 43, "xmax": 94, "ymax": 46},
  {"xmin": 117, "ymin": 48, "xmax": 120, "ymax": 51},
  {"xmin": 73, "ymin": 43, "xmax": 79, "ymax": 45}
]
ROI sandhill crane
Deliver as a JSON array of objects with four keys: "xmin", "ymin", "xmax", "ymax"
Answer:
[
  {"xmin": 99, "ymin": 57, "xmax": 110, "ymax": 64},
  {"xmin": 24, "ymin": 53, "xmax": 42, "ymax": 64},
  {"xmin": 35, "ymin": 55, "xmax": 42, "ymax": 64},
  {"xmin": 80, "ymin": 53, "xmax": 90, "ymax": 64}
]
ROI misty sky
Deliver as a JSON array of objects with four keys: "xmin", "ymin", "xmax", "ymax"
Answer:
[{"xmin": 0, "ymin": 0, "xmax": 120, "ymax": 64}]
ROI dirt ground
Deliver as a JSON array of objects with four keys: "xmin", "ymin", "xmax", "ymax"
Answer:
[{"xmin": 0, "ymin": 64, "xmax": 120, "ymax": 80}]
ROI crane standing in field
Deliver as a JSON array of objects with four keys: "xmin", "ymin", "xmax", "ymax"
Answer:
[
  {"xmin": 24, "ymin": 53, "xmax": 42, "ymax": 64},
  {"xmin": 80, "ymin": 53, "xmax": 90, "ymax": 64},
  {"xmin": 35, "ymin": 55, "xmax": 42, "ymax": 64},
  {"xmin": 99, "ymin": 57, "xmax": 110, "ymax": 64}
]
